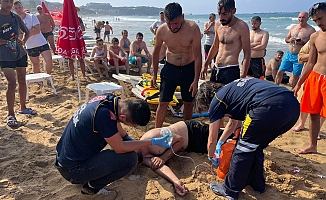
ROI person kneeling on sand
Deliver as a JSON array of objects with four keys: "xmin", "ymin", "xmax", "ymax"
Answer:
[
  {"xmin": 138, "ymin": 119, "xmax": 236, "ymax": 196},
  {"xmin": 90, "ymin": 38, "xmax": 109, "ymax": 77},
  {"xmin": 55, "ymin": 93, "xmax": 172, "ymax": 199},
  {"xmin": 109, "ymin": 37, "xmax": 130, "ymax": 75}
]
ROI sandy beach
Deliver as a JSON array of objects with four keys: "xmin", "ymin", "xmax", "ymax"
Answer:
[{"xmin": 0, "ymin": 60, "xmax": 325, "ymax": 200}]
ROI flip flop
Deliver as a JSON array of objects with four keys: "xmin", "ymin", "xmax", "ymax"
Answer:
[
  {"xmin": 18, "ymin": 108, "xmax": 37, "ymax": 115},
  {"xmin": 210, "ymin": 182, "xmax": 235, "ymax": 200},
  {"xmin": 7, "ymin": 116, "xmax": 18, "ymax": 127}
]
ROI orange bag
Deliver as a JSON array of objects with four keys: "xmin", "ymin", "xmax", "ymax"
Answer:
[{"xmin": 217, "ymin": 127, "xmax": 240, "ymax": 179}]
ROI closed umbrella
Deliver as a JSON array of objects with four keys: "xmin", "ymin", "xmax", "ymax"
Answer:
[
  {"xmin": 56, "ymin": 0, "xmax": 87, "ymax": 102},
  {"xmin": 41, "ymin": 2, "xmax": 50, "ymax": 14}
]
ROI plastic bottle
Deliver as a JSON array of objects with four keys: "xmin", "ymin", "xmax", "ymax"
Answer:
[{"xmin": 160, "ymin": 127, "xmax": 173, "ymax": 146}]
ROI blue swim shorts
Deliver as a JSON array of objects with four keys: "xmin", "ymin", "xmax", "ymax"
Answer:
[
  {"xmin": 279, "ymin": 51, "xmax": 304, "ymax": 76},
  {"xmin": 128, "ymin": 56, "xmax": 148, "ymax": 65}
]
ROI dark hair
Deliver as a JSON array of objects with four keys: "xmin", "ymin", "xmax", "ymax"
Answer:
[
  {"xmin": 209, "ymin": 13, "xmax": 216, "ymax": 19},
  {"xmin": 122, "ymin": 29, "xmax": 128, "ymax": 35},
  {"xmin": 164, "ymin": 2, "xmax": 182, "ymax": 21},
  {"xmin": 277, "ymin": 50, "xmax": 284, "ymax": 55},
  {"xmin": 95, "ymin": 37, "xmax": 100, "ymax": 40},
  {"xmin": 96, "ymin": 38, "xmax": 103, "ymax": 43},
  {"xmin": 193, "ymin": 81, "xmax": 224, "ymax": 113},
  {"xmin": 102, "ymin": 21, "xmax": 105, "ymax": 23},
  {"xmin": 309, "ymin": 2, "xmax": 326, "ymax": 18},
  {"xmin": 14, "ymin": 1, "xmax": 22, "ymax": 5},
  {"xmin": 218, "ymin": 0, "xmax": 235, "ymax": 12},
  {"xmin": 251, "ymin": 16, "xmax": 261, "ymax": 22},
  {"xmin": 111, "ymin": 37, "xmax": 119, "ymax": 43},
  {"xmin": 106, "ymin": 21, "xmax": 109, "ymax": 24},
  {"xmin": 123, "ymin": 99, "xmax": 150, "ymax": 126},
  {"xmin": 136, "ymin": 32, "xmax": 143, "ymax": 38}
]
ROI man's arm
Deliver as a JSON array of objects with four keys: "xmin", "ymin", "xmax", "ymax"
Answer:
[
  {"xmin": 240, "ymin": 22, "xmax": 251, "ymax": 78},
  {"xmin": 48, "ymin": 14, "xmax": 55, "ymax": 32},
  {"xmin": 151, "ymin": 27, "xmax": 164, "ymax": 82},
  {"xmin": 18, "ymin": 16, "xmax": 30, "ymax": 43},
  {"xmin": 149, "ymin": 22, "xmax": 156, "ymax": 35},
  {"xmin": 143, "ymin": 42, "xmax": 151, "ymax": 56},
  {"xmin": 270, "ymin": 60, "xmax": 279, "ymax": 80},
  {"xmin": 208, "ymin": 120, "xmax": 220, "ymax": 157},
  {"xmin": 293, "ymin": 33, "xmax": 317, "ymax": 95},
  {"xmin": 251, "ymin": 31, "xmax": 269, "ymax": 51},
  {"xmin": 203, "ymin": 22, "xmax": 214, "ymax": 34},
  {"xmin": 298, "ymin": 42, "xmax": 310, "ymax": 64},
  {"xmin": 29, "ymin": 24, "xmax": 41, "ymax": 36},
  {"xmin": 192, "ymin": 24, "xmax": 202, "ymax": 82}
]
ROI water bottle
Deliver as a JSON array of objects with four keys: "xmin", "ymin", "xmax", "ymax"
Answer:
[{"xmin": 160, "ymin": 127, "xmax": 173, "ymax": 146}]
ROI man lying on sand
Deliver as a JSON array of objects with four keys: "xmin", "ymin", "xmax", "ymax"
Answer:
[{"xmin": 138, "ymin": 119, "xmax": 235, "ymax": 196}]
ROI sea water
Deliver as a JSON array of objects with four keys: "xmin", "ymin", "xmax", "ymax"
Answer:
[{"xmin": 81, "ymin": 12, "xmax": 318, "ymax": 65}]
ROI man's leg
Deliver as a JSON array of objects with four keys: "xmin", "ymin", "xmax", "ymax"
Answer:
[
  {"xmin": 79, "ymin": 58, "xmax": 87, "ymax": 78},
  {"xmin": 292, "ymin": 112, "xmax": 308, "ymax": 131},
  {"xmin": 136, "ymin": 57, "xmax": 142, "ymax": 75},
  {"xmin": 147, "ymin": 54, "xmax": 152, "ymax": 74},
  {"xmin": 47, "ymin": 35, "xmax": 56, "ymax": 54},
  {"xmin": 94, "ymin": 60, "xmax": 103, "ymax": 77},
  {"xmin": 29, "ymin": 56, "xmax": 41, "ymax": 73},
  {"xmin": 68, "ymin": 150, "xmax": 137, "ymax": 192},
  {"xmin": 155, "ymin": 102, "xmax": 169, "ymax": 128},
  {"xmin": 16, "ymin": 67, "xmax": 28, "ymax": 112},
  {"xmin": 296, "ymin": 114, "xmax": 320, "ymax": 154},
  {"xmin": 40, "ymin": 50, "xmax": 53, "ymax": 74},
  {"xmin": 183, "ymin": 101, "xmax": 193, "ymax": 120},
  {"xmin": 114, "ymin": 58, "xmax": 119, "ymax": 75},
  {"xmin": 68, "ymin": 59, "xmax": 75, "ymax": 80},
  {"xmin": 2, "ymin": 68, "xmax": 17, "ymax": 116},
  {"xmin": 319, "ymin": 117, "xmax": 325, "ymax": 139},
  {"xmin": 274, "ymin": 70, "xmax": 285, "ymax": 85}
]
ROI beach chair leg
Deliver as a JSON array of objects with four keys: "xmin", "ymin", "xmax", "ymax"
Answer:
[{"xmin": 48, "ymin": 77, "xmax": 57, "ymax": 94}]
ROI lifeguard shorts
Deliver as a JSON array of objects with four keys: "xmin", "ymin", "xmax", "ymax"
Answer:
[{"xmin": 301, "ymin": 71, "xmax": 326, "ymax": 118}]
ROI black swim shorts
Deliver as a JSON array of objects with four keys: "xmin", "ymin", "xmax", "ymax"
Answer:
[
  {"xmin": 210, "ymin": 65, "xmax": 240, "ymax": 84},
  {"xmin": 160, "ymin": 61, "xmax": 195, "ymax": 102},
  {"xmin": 0, "ymin": 54, "xmax": 28, "ymax": 69},
  {"xmin": 42, "ymin": 31, "xmax": 53, "ymax": 39},
  {"xmin": 27, "ymin": 44, "xmax": 50, "ymax": 57},
  {"xmin": 248, "ymin": 58, "xmax": 265, "ymax": 78},
  {"xmin": 94, "ymin": 27, "xmax": 101, "ymax": 33}
]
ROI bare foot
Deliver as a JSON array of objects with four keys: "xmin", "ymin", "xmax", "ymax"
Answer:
[
  {"xmin": 173, "ymin": 182, "xmax": 188, "ymax": 196},
  {"xmin": 292, "ymin": 125, "xmax": 305, "ymax": 132},
  {"xmin": 296, "ymin": 146, "xmax": 317, "ymax": 154}
]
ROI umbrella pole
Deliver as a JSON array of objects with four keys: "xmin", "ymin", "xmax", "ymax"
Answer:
[{"xmin": 75, "ymin": 59, "xmax": 82, "ymax": 102}]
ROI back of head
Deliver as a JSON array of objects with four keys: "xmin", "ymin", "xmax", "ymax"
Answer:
[
  {"xmin": 277, "ymin": 50, "xmax": 284, "ymax": 55},
  {"xmin": 96, "ymin": 38, "xmax": 103, "ymax": 43},
  {"xmin": 164, "ymin": 2, "xmax": 182, "ymax": 21},
  {"xmin": 309, "ymin": 2, "xmax": 326, "ymax": 18},
  {"xmin": 106, "ymin": 21, "xmax": 109, "ymax": 24},
  {"xmin": 193, "ymin": 82, "xmax": 224, "ymax": 113},
  {"xmin": 123, "ymin": 99, "xmax": 150, "ymax": 126},
  {"xmin": 218, "ymin": 0, "xmax": 235, "ymax": 12},
  {"xmin": 251, "ymin": 16, "xmax": 261, "ymax": 22}
]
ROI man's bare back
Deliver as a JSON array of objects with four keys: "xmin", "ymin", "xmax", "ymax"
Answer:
[
  {"xmin": 37, "ymin": 13, "xmax": 54, "ymax": 33},
  {"xmin": 157, "ymin": 20, "xmax": 200, "ymax": 66}
]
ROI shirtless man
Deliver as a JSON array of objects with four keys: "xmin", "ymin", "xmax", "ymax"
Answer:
[
  {"xmin": 13, "ymin": 1, "xmax": 52, "ymax": 74},
  {"xmin": 201, "ymin": 0, "xmax": 251, "ymax": 84},
  {"xmin": 203, "ymin": 13, "xmax": 216, "ymax": 69},
  {"xmin": 265, "ymin": 51, "xmax": 284, "ymax": 82},
  {"xmin": 249, "ymin": 16, "xmax": 269, "ymax": 79},
  {"xmin": 293, "ymin": 2, "xmax": 326, "ymax": 154},
  {"xmin": 139, "ymin": 120, "xmax": 234, "ymax": 196},
  {"xmin": 103, "ymin": 21, "xmax": 113, "ymax": 43},
  {"xmin": 36, "ymin": 5, "xmax": 56, "ymax": 54},
  {"xmin": 109, "ymin": 37, "xmax": 130, "ymax": 75},
  {"xmin": 94, "ymin": 21, "xmax": 103, "ymax": 39},
  {"xmin": 275, "ymin": 12, "xmax": 315, "ymax": 88},
  {"xmin": 129, "ymin": 32, "xmax": 152, "ymax": 75}
]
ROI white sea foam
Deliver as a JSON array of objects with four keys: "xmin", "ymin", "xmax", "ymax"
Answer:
[
  {"xmin": 118, "ymin": 17, "xmax": 156, "ymax": 22},
  {"xmin": 285, "ymin": 24, "xmax": 296, "ymax": 30},
  {"xmin": 269, "ymin": 36, "xmax": 285, "ymax": 44},
  {"xmin": 292, "ymin": 18, "xmax": 297, "ymax": 21}
]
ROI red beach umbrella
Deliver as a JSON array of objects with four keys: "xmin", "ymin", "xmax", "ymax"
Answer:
[
  {"xmin": 56, "ymin": 0, "xmax": 86, "ymax": 101},
  {"xmin": 50, "ymin": 10, "xmax": 63, "ymax": 26},
  {"xmin": 23, "ymin": 9, "xmax": 30, "ymax": 13},
  {"xmin": 41, "ymin": 2, "xmax": 50, "ymax": 14}
]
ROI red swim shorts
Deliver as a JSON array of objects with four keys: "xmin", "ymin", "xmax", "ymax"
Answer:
[
  {"xmin": 109, "ymin": 58, "xmax": 125, "ymax": 66},
  {"xmin": 300, "ymin": 70, "xmax": 326, "ymax": 118}
]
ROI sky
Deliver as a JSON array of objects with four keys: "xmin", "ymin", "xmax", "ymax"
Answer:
[{"xmin": 47, "ymin": 0, "xmax": 317, "ymax": 14}]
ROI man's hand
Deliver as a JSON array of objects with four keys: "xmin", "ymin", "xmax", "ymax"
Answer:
[
  {"xmin": 189, "ymin": 81, "xmax": 198, "ymax": 97},
  {"xmin": 17, "ymin": 38, "xmax": 25, "ymax": 45},
  {"xmin": 150, "ymin": 76, "xmax": 158, "ymax": 88},
  {"xmin": 215, "ymin": 140, "xmax": 224, "ymax": 156},
  {"xmin": 151, "ymin": 134, "xmax": 172, "ymax": 148},
  {"xmin": 200, "ymin": 65, "xmax": 208, "ymax": 80},
  {"xmin": 292, "ymin": 84, "xmax": 301, "ymax": 97},
  {"xmin": 150, "ymin": 157, "xmax": 164, "ymax": 170}
]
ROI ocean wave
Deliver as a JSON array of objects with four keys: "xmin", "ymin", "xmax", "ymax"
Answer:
[
  {"xmin": 268, "ymin": 17, "xmax": 293, "ymax": 20},
  {"xmin": 118, "ymin": 17, "xmax": 156, "ymax": 22},
  {"xmin": 269, "ymin": 36, "xmax": 285, "ymax": 44},
  {"xmin": 292, "ymin": 18, "xmax": 297, "ymax": 21},
  {"xmin": 285, "ymin": 24, "xmax": 296, "ymax": 30},
  {"xmin": 312, "ymin": 25, "xmax": 320, "ymax": 31}
]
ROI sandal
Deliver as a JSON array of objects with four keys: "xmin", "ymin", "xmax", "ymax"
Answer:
[
  {"xmin": 18, "ymin": 108, "xmax": 37, "ymax": 115},
  {"xmin": 7, "ymin": 116, "xmax": 18, "ymax": 127}
]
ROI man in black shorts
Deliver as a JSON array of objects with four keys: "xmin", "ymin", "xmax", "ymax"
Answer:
[
  {"xmin": 151, "ymin": 3, "xmax": 202, "ymax": 127},
  {"xmin": 139, "ymin": 119, "xmax": 235, "ymax": 197},
  {"xmin": 194, "ymin": 78, "xmax": 300, "ymax": 200}
]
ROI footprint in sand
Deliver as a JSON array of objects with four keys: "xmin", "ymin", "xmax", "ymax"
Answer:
[{"xmin": 0, "ymin": 179, "xmax": 9, "ymax": 188}]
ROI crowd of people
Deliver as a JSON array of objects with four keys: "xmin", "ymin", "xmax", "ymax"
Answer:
[{"xmin": 1, "ymin": 0, "xmax": 325, "ymax": 199}]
